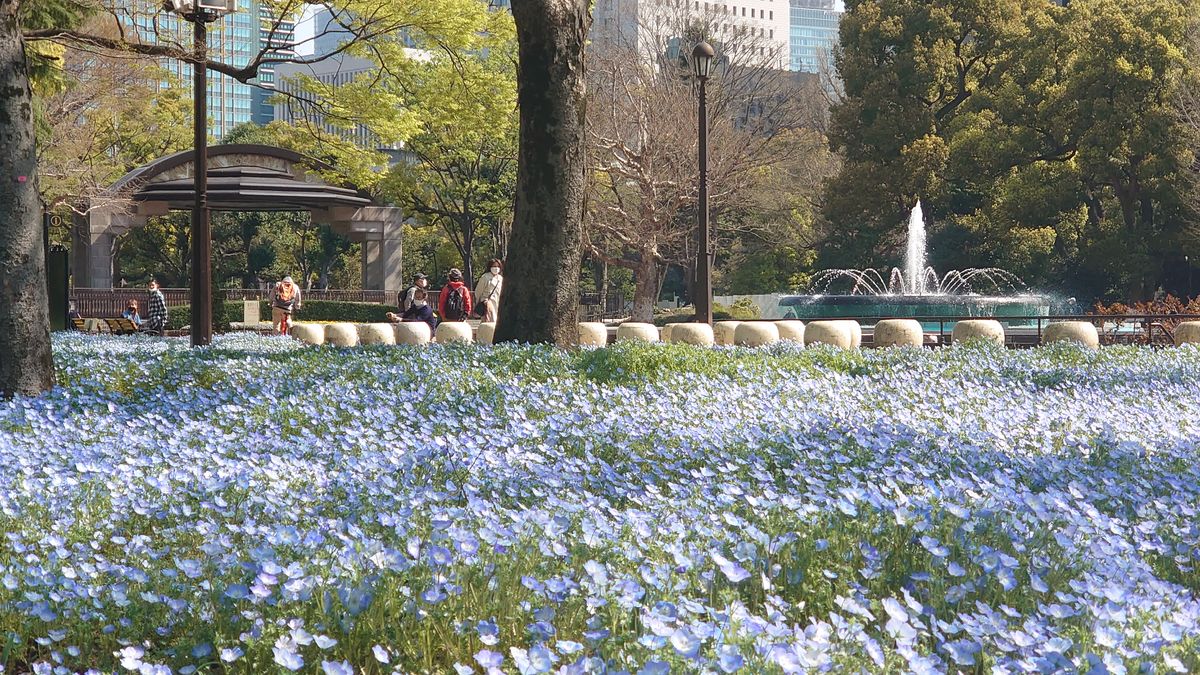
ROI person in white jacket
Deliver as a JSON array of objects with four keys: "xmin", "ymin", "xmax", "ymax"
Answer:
[{"xmin": 474, "ymin": 258, "xmax": 504, "ymax": 323}]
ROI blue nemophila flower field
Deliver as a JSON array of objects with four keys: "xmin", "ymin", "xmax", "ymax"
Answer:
[{"xmin": 1, "ymin": 334, "xmax": 1200, "ymax": 674}]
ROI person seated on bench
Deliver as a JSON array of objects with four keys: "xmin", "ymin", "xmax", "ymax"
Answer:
[
  {"xmin": 386, "ymin": 288, "xmax": 438, "ymax": 332},
  {"xmin": 122, "ymin": 300, "xmax": 143, "ymax": 328}
]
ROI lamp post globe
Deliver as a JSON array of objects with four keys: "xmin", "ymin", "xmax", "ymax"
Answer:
[
  {"xmin": 692, "ymin": 41, "xmax": 715, "ymax": 79},
  {"xmin": 166, "ymin": 0, "xmax": 235, "ymax": 346},
  {"xmin": 692, "ymin": 41, "xmax": 716, "ymax": 324}
]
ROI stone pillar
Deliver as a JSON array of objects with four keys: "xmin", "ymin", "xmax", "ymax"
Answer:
[
  {"xmin": 72, "ymin": 214, "xmax": 116, "ymax": 288},
  {"xmin": 352, "ymin": 207, "xmax": 405, "ymax": 293},
  {"xmin": 73, "ymin": 208, "xmax": 142, "ymax": 288},
  {"xmin": 361, "ymin": 236, "xmax": 382, "ymax": 290}
]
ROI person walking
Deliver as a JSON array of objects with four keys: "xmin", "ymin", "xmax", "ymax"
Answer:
[
  {"xmin": 474, "ymin": 259, "xmax": 504, "ymax": 322},
  {"xmin": 272, "ymin": 276, "xmax": 303, "ymax": 334},
  {"xmin": 399, "ymin": 273, "xmax": 429, "ymax": 312},
  {"xmin": 438, "ymin": 268, "xmax": 473, "ymax": 322},
  {"xmin": 144, "ymin": 279, "xmax": 167, "ymax": 335}
]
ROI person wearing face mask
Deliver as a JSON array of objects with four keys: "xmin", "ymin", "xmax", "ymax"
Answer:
[
  {"xmin": 399, "ymin": 272, "xmax": 429, "ymax": 312},
  {"xmin": 474, "ymin": 258, "xmax": 504, "ymax": 322},
  {"xmin": 387, "ymin": 288, "xmax": 438, "ymax": 331}
]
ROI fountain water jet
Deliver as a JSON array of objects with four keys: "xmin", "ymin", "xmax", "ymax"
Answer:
[{"xmin": 780, "ymin": 201, "xmax": 1050, "ymax": 329}]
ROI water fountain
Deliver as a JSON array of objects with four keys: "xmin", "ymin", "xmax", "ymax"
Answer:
[{"xmin": 779, "ymin": 202, "xmax": 1051, "ymax": 329}]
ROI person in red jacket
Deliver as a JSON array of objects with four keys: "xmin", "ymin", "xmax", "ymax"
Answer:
[{"xmin": 438, "ymin": 268, "xmax": 473, "ymax": 321}]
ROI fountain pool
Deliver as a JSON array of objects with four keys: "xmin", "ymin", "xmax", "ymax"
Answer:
[{"xmin": 780, "ymin": 202, "xmax": 1051, "ymax": 330}]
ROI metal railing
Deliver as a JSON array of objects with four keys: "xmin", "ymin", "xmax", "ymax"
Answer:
[
  {"xmin": 71, "ymin": 287, "xmax": 632, "ymax": 321},
  {"xmin": 763, "ymin": 313, "xmax": 1200, "ymax": 348}
]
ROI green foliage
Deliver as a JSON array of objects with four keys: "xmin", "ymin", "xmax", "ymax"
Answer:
[
  {"xmin": 167, "ymin": 302, "xmax": 244, "ymax": 331},
  {"xmin": 826, "ymin": 0, "xmax": 1198, "ymax": 303},
  {"xmin": 167, "ymin": 300, "xmax": 401, "ymax": 329},
  {"xmin": 292, "ymin": 300, "xmax": 400, "ymax": 323}
]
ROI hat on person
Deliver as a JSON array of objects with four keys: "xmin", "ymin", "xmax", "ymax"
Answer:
[
  {"xmin": 283, "ymin": 276, "xmax": 294, "ymax": 284},
  {"xmin": 413, "ymin": 272, "xmax": 427, "ymax": 280},
  {"xmin": 448, "ymin": 268, "xmax": 463, "ymax": 281}
]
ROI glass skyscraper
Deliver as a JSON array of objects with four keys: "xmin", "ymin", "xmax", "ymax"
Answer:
[
  {"xmin": 789, "ymin": 0, "xmax": 840, "ymax": 74},
  {"xmin": 125, "ymin": 0, "xmax": 293, "ymax": 138}
]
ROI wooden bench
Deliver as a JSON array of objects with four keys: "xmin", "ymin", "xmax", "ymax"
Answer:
[{"xmin": 103, "ymin": 318, "xmax": 140, "ymax": 335}]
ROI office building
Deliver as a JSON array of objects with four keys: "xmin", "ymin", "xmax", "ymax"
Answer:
[
  {"xmin": 789, "ymin": 0, "xmax": 840, "ymax": 74},
  {"xmin": 591, "ymin": 0, "xmax": 791, "ymax": 70},
  {"xmin": 253, "ymin": 5, "xmax": 296, "ymax": 125},
  {"xmin": 123, "ymin": 0, "xmax": 295, "ymax": 137}
]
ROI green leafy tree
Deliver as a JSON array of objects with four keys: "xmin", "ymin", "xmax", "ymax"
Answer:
[
  {"xmin": 827, "ymin": 0, "xmax": 1197, "ymax": 302},
  {"xmin": 375, "ymin": 13, "xmax": 518, "ymax": 284}
]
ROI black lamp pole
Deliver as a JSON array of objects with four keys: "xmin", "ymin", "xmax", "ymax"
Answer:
[
  {"xmin": 693, "ymin": 42, "xmax": 715, "ymax": 325},
  {"xmin": 191, "ymin": 14, "xmax": 212, "ymax": 347},
  {"xmin": 1187, "ymin": 255, "xmax": 1193, "ymax": 300}
]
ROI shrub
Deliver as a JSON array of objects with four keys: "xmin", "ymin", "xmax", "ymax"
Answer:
[
  {"xmin": 168, "ymin": 300, "xmax": 401, "ymax": 330},
  {"xmin": 167, "ymin": 301, "xmax": 245, "ymax": 330},
  {"xmin": 654, "ymin": 299, "xmax": 761, "ymax": 326},
  {"xmin": 292, "ymin": 300, "xmax": 399, "ymax": 323}
]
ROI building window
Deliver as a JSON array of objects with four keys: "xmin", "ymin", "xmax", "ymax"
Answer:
[{"xmin": 750, "ymin": 8, "xmax": 754, "ymax": 16}]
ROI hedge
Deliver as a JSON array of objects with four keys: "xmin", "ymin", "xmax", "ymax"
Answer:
[{"xmin": 167, "ymin": 300, "xmax": 400, "ymax": 330}]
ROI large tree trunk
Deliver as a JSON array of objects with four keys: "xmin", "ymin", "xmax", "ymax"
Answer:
[
  {"xmin": 631, "ymin": 250, "xmax": 658, "ymax": 323},
  {"xmin": 0, "ymin": 6, "xmax": 54, "ymax": 397},
  {"xmin": 494, "ymin": 0, "xmax": 591, "ymax": 346}
]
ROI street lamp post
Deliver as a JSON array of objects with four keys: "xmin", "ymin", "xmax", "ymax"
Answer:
[
  {"xmin": 1187, "ymin": 255, "xmax": 1193, "ymax": 300},
  {"xmin": 166, "ymin": 0, "xmax": 236, "ymax": 347},
  {"xmin": 692, "ymin": 42, "xmax": 715, "ymax": 325}
]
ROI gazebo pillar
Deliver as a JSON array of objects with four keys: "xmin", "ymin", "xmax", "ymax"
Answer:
[
  {"xmin": 72, "ymin": 208, "xmax": 142, "ymax": 288},
  {"xmin": 353, "ymin": 207, "xmax": 405, "ymax": 294}
]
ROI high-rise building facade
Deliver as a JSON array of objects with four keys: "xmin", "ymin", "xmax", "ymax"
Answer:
[
  {"xmin": 591, "ymin": 0, "xmax": 791, "ymax": 70},
  {"xmin": 253, "ymin": 6, "xmax": 296, "ymax": 125},
  {"xmin": 789, "ymin": 0, "xmax": 840, "ymax": 73},
  {"xmin": 124, "ymin": 0, "xmax": 294, "ymax": 137}
]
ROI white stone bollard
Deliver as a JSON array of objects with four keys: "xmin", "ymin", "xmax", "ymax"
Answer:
[
  {"xmin": 357, "ymin": 323, "xmax": 396, "ymax": 345},
  {"xmin": 660, "ymin": 324, "xmax": 675, "ymax": 343},
  {"xmin": 774, "ymin": 320, "xmax": 806, "ymax": 343},
  {"xmin": 578, "ymin": 322, "xmax": 609, "ymax": 347},
  {"xmin": 476, "ymin": 322, "xmax": 497, "ymax": 345},
  {"xmin": 951, "ymin": 319, "xmax": 1005, "ymax": 346},
  {"xmin": 804, "ymin": 321, "xmax": 854, "ymax": 349},
  {"xmin": 393, "ymin": 322, "xmax": 431, "ymax": 345},
  {"xmin": 436, "ymin": 322, "xmax": 474, "ymax": 344},
  {"xmin": 616, "ymin": 322, "xmax": 660, "ymax": 343},
  {"xmin": 325, "ymin": 323, "xmax": 359, "ymax": 347},
  {"xmin": 669, "ymin": 323, "xmax": 715, "ymax": 346},
  {"xmin": 714, "ymin": 321, "xmax": 741, "ymax": 346},
  {"xmin": 291, "ymin": 323, "xmax": 324, "ymax": 345},
  {"xmin": 1176, "ymin": 321, "xmax": 1200, "ymax": 346},
  {"xmin": 836, "ymin": 320, "xmax": 863, "ymax": 349},
  {"xmin": 873, "ymin": 319, "xmax": 924, "ymax": 348},
  {"xmin": 1043, "ymin": 321, "xmax": 1099, "ymax": 349},
  {"xmin": 734, "ymin": 322, "xmax": 779, "ymax": 347}
]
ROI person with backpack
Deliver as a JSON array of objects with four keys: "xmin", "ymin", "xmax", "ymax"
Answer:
[
  {"xmin": 438, "ymin": 268, "xmax": 473, "ymax": 322},
  {"xmin": 399, "ymin": 272, "xmax": 428, "ymax": 312}
]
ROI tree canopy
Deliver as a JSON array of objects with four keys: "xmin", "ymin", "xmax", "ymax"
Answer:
[{"xmin": 825, "ymin": 0, "xmax": 1199, "ymax": 302}]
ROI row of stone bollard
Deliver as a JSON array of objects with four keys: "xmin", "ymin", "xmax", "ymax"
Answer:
[
  {"xmin": 290, "ymin": 322, "xmax": 478, "ymax": 347},
  {"xmin": 288, "ymin": 319, "xmax": 1200, "ymax": 348}
]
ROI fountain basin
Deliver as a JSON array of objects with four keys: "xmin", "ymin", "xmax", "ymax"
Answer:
[{"xmin": 779, "ymin": 294, "xmax": 1050, "ymax": 331}]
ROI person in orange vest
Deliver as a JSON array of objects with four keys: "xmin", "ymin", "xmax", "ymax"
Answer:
[{"xmin": 272, "ymin": 276, "xmax": 303, "ymax": 334}]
